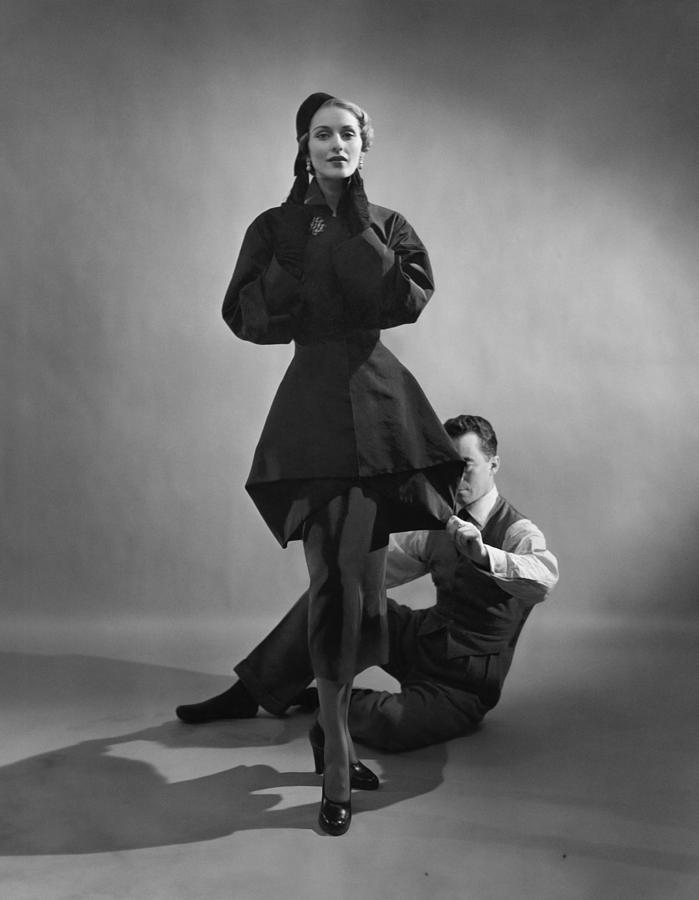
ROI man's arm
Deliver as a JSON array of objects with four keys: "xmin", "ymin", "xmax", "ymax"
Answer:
[
  {"xmin": 447, "ymin": 515, "xmax": 559, "ymax": 605},
  {"xmin": 384, "ymin": 531, "xmax": 431, "ymax": 588}
]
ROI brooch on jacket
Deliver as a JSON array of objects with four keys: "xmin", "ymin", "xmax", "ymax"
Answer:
[{"xmin": 309, "ymin": 216, "xmax": 326, "ymax": 235}]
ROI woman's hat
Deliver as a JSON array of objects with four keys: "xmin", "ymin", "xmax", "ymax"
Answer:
[{"xmin": 295, "ymin": 92, "xmax": 335, "ymax": 140}]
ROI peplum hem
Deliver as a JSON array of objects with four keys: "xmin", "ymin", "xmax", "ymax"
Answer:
[{"xmin": 246, "ymin": 459, "xmax": 464, "ymax": 548}]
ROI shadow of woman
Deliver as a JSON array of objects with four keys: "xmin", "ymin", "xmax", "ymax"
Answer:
[{"xmin": 0, "ymin": 707, "xmax": 448, "ymax": 854}]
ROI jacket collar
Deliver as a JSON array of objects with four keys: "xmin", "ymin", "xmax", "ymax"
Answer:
[{"xmin": 304, "ymin": 179, "xmax": 329, "ymax": 207}]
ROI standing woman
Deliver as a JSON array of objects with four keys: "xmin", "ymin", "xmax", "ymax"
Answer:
[{"xmin": 223, "ymin": 93, "xmax": 463, "ymax": 834}]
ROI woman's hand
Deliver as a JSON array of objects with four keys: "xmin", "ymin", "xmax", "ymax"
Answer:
[
  {"xmin": 344, "ymin": 171, "xmax": 372, "ymax": 236},
  {"xmin": 271, "ymin": 204, "xmax": 310, "ymax": 280}
]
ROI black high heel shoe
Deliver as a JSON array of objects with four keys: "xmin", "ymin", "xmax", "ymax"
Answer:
[
  {"xmin": 318, "ymin": 779, "xmax": 352, "ymax": 836},
  {"xmin": 309, "ymin": 721, "xmax": 380, "ymax": 791}
]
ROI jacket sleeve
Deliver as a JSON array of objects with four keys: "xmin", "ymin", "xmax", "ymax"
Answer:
[
  {"xmin": 222, "ymin": 213, "xmax": 301, "ymax": 345},
  {"xmin": 331, "ymin": 211, "xmax": 435, "ymax": 330}
]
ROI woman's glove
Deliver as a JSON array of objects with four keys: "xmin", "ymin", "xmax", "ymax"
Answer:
[
  {"xmin": 270, "ymin": 203, "xmax": 311, "ymax": 280},
  {"xmin": 343, "ymin": 171, "xmax": 372, "ymax": 236}
]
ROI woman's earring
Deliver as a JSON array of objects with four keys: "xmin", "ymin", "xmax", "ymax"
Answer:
[
  {"xmin": 306, "ymin": 159, "xmax": 313, "ymax": 173},
  {"xmin": 358, "ymin": 155, "xmax": 364, "ymax": 170}
]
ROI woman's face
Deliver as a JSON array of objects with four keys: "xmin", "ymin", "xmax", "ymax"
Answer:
[{"xmin": 307, "ymin": 105, "xmax": 363, "ymax": 182}]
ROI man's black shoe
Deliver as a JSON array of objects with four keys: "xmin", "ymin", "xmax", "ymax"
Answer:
[{"xmin": 175, "ymin": 682, "xmax": 258, "ymax": 724}]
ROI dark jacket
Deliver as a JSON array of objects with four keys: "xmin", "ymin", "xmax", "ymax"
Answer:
[{"xmin": 222, "ymin": 188, "xmax": 463, "ymax": 545}]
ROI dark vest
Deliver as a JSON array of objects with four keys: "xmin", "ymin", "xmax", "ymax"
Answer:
[{"xmin": 419, "ymin": 495, "xmax": 532, "ymax": 656}]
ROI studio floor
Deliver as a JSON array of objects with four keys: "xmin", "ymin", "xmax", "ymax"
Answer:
[{"xmin": 0, "ymin": 611, "xmax": 697, "ymax": 900}]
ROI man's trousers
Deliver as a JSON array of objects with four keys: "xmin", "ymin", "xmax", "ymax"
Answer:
[{"xmin": 235, "ymin": 593, "xmax": 495, "ymax": 752}]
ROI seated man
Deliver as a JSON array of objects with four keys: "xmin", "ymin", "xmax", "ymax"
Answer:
[{"xmin": 176, "ymin": 414, "xmax": 559, "ymax": 752}]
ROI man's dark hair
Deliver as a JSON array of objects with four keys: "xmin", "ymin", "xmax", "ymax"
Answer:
[{"xmin": 443, "ymin": 414, "xmax": 498, "ymax": 458}]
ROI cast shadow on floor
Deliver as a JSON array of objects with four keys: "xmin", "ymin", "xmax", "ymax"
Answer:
[{"xmin": 0, "ymin": 651, "xmax": 450, "ymax": 855}]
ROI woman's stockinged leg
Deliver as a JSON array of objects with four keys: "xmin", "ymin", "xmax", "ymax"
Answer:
[
  {"xmin": 346, "ymin": 540, "xmax": 387, "ymax": 765},
  {"xmin": 303, "ymin": 486, "xmax": 388, "ymax": 830},
  {"xmin": 316, "ymin": 678, "xmax": 352, "ymax": 800}
]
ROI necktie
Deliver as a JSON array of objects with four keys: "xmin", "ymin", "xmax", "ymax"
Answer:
[{"xmin": 455, "ymin": 509, "xmax": 482, "ymax": 530}]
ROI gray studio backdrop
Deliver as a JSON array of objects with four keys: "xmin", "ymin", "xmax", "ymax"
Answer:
[{"xmin": 3, "ymin": 1, "xmax": 698, "ymax": 636}]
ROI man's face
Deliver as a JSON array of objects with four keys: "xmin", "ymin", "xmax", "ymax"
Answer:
[{"xmin": 452, "ymin": 431, "xmax": 500, "ymax": 508}]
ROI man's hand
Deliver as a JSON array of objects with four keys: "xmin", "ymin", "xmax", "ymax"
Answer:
[{"xmin": 446, "ymin": 515, "xmax": 490, "ymax": 568}]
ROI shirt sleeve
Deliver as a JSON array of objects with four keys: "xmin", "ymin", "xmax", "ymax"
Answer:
[
  {"xmin": 482, "ymin": 519, "xmax": 559, "ymax": 605},
  {"xmin": 222, "ymin": 213, "xmax": 299, "ymax": 345},
  {"xmin": 331, "ymin": 210, "xmax": 435, "ymax": 330},
  {"xmin": 385, "ymin": 531, "xmax": 431, "ymax": 588}
]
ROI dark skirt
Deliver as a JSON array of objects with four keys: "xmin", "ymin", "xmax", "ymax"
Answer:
[{"xmin": 246, "ymin": 332, "xmax": 463, "ymax": 545}]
